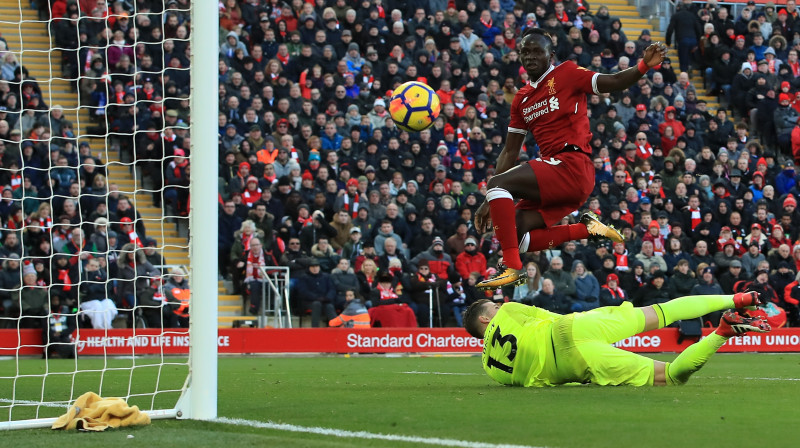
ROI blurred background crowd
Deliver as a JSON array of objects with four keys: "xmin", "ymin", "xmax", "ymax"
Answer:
[
  {"xmin": 211, "ymin": 0, "xmax": 800, "ymax": 329},
  {"xmin": 3, "ymin": 0, "xmax": 800, "ymax": 331}
]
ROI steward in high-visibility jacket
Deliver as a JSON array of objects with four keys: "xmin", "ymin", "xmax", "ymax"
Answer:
[
  {"xmin": 164, "ymin": 268, "xmax": 190, "ymax": 328},
  {"xmin": 329, "ymin": 298, "xmax": 370, "ymax": 328}
]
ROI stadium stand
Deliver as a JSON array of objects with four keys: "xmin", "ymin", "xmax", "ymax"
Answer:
[{"xmin": 3, "ymin": 0, "xmax": 799, "ymax": 330}]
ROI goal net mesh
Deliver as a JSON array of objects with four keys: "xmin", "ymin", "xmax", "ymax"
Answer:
[{"xmin": 0, "ymin": 1, "xmax": 191, "ymax": 425}]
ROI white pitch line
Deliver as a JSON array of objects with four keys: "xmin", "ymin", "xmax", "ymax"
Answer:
[
  {"xmin": 400, "ymin": 371, "xmax": 481, "ymax": 376},
  {"xmin": 215, "ymin": 417, "xmax": 546, "ymax": 448},
  {"xmin": 0, "ymin": 398, "xmax": 68, "ymax": 409},
  {"xmin": 702, "ymin": 376, "xmax": 800, "ymax": 382},
  {"xmin": 744, "ymin": 377, "xmax": 800, "ymax": 381}
]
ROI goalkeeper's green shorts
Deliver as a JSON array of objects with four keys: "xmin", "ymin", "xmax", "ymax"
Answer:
[{"xmin": 547, "ymin": 302, "xmax": 656, "ymax": 386}]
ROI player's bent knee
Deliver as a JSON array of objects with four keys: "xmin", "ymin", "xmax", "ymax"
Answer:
[
  {"xmin": 486, "ymin": 175, "xmax": 504, "ymax": 190},
  {"xmin": 653, "ymin": 361, "xmax": 668, "ymax": 386},
  {"xmin": 642, "ymin": 306, "xmax": 661, "ymax": 331},
  {"xmin": 488, "ymin": 165, "xmax": 536, "ymax": 197}
]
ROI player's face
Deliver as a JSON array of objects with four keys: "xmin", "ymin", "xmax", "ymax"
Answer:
[{"xmin": 519, "ymin": 35, "xmax": 552, "ymax": 80}]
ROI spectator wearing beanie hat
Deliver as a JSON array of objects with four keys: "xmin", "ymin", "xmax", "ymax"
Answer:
[
  {"xmin": 334, "ymin": 178, "xmax": 365, "ymax": 219},
  {"xmin": 750, "ymin": 171, "xmax": 766, "ymax": 201},
  {"xmin": 407, "ymin": 257, "xmax": 447, "ymax": 327},
  {"xmin": 784, "ymin": 193, "xmax": 797, "ymax": 209},
  {"xmin": 769, "ymin": 223, "xmax": 793, "ymax": 250},
  {"xmin": 740, "ymin": 240, "xmax": 766, "ymax": 278},
  {"xmin": 782, "ymin": 193, "xmax": 800, "ymax": 223},
  {"xmin": 436, "ymin": 139, "xmax": 450, "ymax": 154},
  {"xmin": 455, "ymin": 236, "xmax": 487, "ymax": 280},
  {"xmin": 299, "ymin": 171, "xmax": 318, "ymax": 204},
  {"xmin": 599, "ymin": 272, "xmax": 627, "ymax": 307},
  {"xmin": 775, "ymin": 162, "xmax": 797, "ymax": 196},
  {"xmin": 442, "ymin": 125, "xmax": 457, "ymax": 147},
  {"xmin": 632, "ymin": 269, "xmax": 670, "ymax": 307},
  {"xmin": 775, "ymin": 91, "xmax": 799, "ymax": 152},
  {"xmin": 227, "ymin": 162, "xmax": 251, "ymax": 197},
  {"xmin": 411, "ymin": 236, "xmax": 454, "ymax": 283},
  {"xmin": 643, "ymin": 219, "xmax": 665, "ymax": 257},
  {"xmin": 242, "ymin": 176, "xmax": 262, "ymax": 207},
  {"xmin": 367, "ymin": 98, "xmax": 387, "ymax": 130},
  {"xmin": 344, "ymin": 42, "xmax": 365, "ymax": 75},
  {"xmin": 584, "ymin": 29, "xmax": 604, "ymax": 55},
  {"xmin": 455, "ymin": 139, "xmax": 475, "ymax": 170}
]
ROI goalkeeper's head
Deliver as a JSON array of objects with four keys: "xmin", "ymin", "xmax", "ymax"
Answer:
[{"xmin": 463, "ymin": 299, "xmax": 498, "ymax": 339}]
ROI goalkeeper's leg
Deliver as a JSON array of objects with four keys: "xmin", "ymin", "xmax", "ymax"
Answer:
[
  {"xmin": 643, "ymin": 292, "xmax": 760, "ymax": 332},
  {"xmin": 654, "ymin": 310, "xmax": 771, "ymax": 385},
  {"xmin": 571, "ymin": 292, "xmax": 759, "ymax": 346}
]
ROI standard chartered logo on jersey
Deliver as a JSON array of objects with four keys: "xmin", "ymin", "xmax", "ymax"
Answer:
[{"xmin": 523, "ymin": 96, "xmax": 560, "ymax": 122}]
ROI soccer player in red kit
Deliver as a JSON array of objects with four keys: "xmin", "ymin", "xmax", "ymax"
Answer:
[{"xmin": 475, "ymin": 28, "xmax": 667, "ymax": 290}]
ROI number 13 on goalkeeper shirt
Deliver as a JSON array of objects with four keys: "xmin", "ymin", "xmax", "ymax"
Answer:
[{"xmin": 481, "ymin": 302, "xmax": 561, "ymax": 386}]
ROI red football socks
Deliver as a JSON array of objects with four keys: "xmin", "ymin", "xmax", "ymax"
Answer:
[
  {"xmin": 522, "ymin": 224, "xmax": 590, "ymax": 252},
  {"xmin": 487, "ymin": 188, "xmax": 522, "ymax": 270}
]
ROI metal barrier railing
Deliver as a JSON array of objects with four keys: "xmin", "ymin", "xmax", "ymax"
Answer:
[
  {"xmin": 633, "ymin": 0, "xmax": 675, "ymax": 18},
  {"xmin": 630, "ymin": 0, "xmax": 675, "ymax": 37},
  {"xmin": 429, "ymin": 289, "xmax": 434, "ymax": 329},
  {"xmin": 258, "ymin": 266, "xmax": 291, "ymax": 328}
]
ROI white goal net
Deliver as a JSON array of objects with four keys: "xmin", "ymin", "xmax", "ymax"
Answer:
[{"xmin": 0, "ymin": 1, "xmax": 217, "ymax": 429}]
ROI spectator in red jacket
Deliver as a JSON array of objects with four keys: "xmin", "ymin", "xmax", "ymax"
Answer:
[
  {"xmin": 455, "ymin": 237, "xmax": 487, "ymax": 280},
  {"xmin": 411, "ymin": 237, "xmax": 456, "ymax": 281},
  {"xmin": 658, "ymin": 106, "xmax": 685, "ymax": 138},
  {"xmin": 599, "ymin": 273, "xmax": 627, "ymax": 306},
  {"xmin": 735, "ymin": 277, "xmax": 789, "ymax": 329},
  {"xmin": 716, "ymin": 226, "xmax": 746, "ymax": 255}
]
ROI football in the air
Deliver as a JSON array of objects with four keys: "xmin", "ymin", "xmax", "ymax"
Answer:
[{"xmin": 388, "ymin": 81, "xmax": 441, "ymax": 132}]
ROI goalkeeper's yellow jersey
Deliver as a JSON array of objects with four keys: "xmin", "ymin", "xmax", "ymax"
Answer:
[{"xmin": 481, "ymin": 302, "xmax": 561, "ymax": 387}]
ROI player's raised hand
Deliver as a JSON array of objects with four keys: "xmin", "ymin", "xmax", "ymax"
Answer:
[
  {"xmin": 475, "ymin": 200, "xmax": 491, "ymax": 234},
  {"xmin": 642, "ymin": 42, "xmax": 667, "ymax": 68}
]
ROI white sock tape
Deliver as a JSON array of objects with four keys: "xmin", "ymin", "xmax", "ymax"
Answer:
[{"xmin": 486, "ymin": 187, "xmax": 513, "ymax": 202}]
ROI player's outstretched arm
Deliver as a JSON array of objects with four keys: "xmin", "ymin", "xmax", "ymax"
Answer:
[{"xmin": 595, "ymin": 43, "xmax": 667, "ymax": 94}]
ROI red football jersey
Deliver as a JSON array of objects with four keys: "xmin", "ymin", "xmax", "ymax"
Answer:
[{"xmin": 508, "ymin": 61, "xmax": 599, "ymax": 158}]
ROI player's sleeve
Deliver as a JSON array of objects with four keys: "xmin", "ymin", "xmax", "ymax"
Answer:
[
  {"xmin": 507, "ymin": 91, "xmax": 528, "ymax": 136},
  {"xmin": 564, "ymin": 61, "xmax": 600, "ymax": 95}
]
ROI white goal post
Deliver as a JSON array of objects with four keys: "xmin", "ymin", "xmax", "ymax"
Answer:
[
  {"xmin": 0, "ymin": 1, "xmax": 217, "ymax": 429},
  {"xmin": 183, "ymin": 0, "xmax": 218, "ymax": 422}
]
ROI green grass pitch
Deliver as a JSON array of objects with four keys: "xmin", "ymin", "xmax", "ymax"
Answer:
[{"xmin": 1, "ymin": 354, "xmax": 798, "ymax": 447}]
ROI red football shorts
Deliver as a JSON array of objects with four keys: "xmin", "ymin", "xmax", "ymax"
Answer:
[{"xmin": 515, "ymin": 149, "xmax": 594, "ymax": 226}]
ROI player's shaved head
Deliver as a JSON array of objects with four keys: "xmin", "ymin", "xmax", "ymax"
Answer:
[
  {"xmin": 464, "ymin": 299, "xmax": 493, "ymax": 338},
  {"xmin": 520, "ymin": 28, "xmax": 553, "ymax": 53}
]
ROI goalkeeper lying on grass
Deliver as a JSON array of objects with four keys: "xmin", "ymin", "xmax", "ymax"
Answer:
[{"xmin": 463, "ymin": 292, "xmax": 770, "ymax": 387}]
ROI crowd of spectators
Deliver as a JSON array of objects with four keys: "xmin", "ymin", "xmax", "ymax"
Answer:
[
  {"xmin": 211, "ymin": 0, "xmax": 800, "ymax": 329},
  {"xmin": 668, "ymin": 0, "xmax": 800, "ymax": 159},
  {"xmin": 6, "ymin": 0, "xmax": 800, "ymax": 331},
  {"xmin": 0, "ymin": 0, "xmax": 192, "ymax": 333}
]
